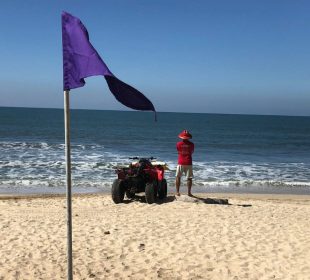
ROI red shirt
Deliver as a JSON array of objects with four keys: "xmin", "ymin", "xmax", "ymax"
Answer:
[{"xmin": 177, "ymin": 140, "xmax": 194, "ymax": 165}]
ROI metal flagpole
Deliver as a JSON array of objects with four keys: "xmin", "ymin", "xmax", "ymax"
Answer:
[{"xmin": 64, "ymin": 90, "xmax": 73, "ymax": 280}]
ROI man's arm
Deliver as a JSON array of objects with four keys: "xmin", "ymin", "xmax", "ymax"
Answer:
[{"xmin": 176, "ymin": 142, "xmax": 180, "ymax": 152}]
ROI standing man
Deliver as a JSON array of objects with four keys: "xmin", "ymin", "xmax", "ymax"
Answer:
[{"xmin": 176, "ymin": 130, "xmax": 194, "ymax": 196}]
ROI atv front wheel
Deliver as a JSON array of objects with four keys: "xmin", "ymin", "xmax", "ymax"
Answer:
[
  {"xmin": 112, "ymin": 179, "xmax": 125, "ymax": 204},
  {"xmin": 158, "ymin": 179, "xmax": 167, "ymax": 199},
  {"xmin": 145, "ymin": 181, "xmax": 157, "ymax": 204}
]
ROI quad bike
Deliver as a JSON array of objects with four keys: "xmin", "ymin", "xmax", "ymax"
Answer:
[{"xmin": 111, "ymin": 157, "xmax": 168, "ymax": 204}]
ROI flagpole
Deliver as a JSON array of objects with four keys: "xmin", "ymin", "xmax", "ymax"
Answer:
[{"xmin": 64, "ymin": 90, "xmax": 73, "ymax": 280}]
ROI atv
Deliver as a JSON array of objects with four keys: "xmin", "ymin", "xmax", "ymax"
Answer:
[{"xmin": 111, "ymin": 157, "xmax": 168, "ymax": 204}]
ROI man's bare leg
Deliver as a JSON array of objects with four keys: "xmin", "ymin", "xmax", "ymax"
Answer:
[
  {"xmin": 175, "ymin": 177, "xmax": 181, "ymax": 196},
  {"xmin": 187, "ymin": 178, "xmax": 192, "ymax": 196}
]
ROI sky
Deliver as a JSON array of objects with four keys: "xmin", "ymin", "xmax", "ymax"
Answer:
[{"xmin": 0, "ymin": 0, "xmax": 309, "ymax": 116}]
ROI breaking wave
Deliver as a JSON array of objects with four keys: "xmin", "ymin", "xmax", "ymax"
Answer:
[{"xmin": 0, "ymin": 141, "xmax": 309, "ymax": 194}]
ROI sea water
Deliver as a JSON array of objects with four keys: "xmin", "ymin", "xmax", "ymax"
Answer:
[{"xmin": 0, "ymin": 107, "xmax": 309, "ymax": 194}]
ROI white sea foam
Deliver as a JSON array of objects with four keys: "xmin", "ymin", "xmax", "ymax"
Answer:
[{"xmin": 1, "ymin": 141, "xmax": 310, "ymax": 192}]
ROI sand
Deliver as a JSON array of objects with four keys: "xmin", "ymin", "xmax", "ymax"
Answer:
[{"xmin": 0, "ymin": 192, "xmax": 310, "ymax": 280}]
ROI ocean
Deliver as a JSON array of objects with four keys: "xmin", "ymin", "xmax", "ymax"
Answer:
[{"xmin": 1, "ymin": 107, "xmax": 309, "ymax": 194}]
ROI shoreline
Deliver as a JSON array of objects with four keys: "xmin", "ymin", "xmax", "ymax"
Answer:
[
  {"xmin": 1, "ymin": 183, "xmax": 310, "ymax": 197},
  {"xmin": 1, "ymin": 191, "xmax": 310, "ymax": 202}
]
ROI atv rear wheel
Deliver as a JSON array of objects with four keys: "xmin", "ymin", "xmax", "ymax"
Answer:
[
  {"xmin": 112, "ymin": 179, "xmax": 125, "ymax": 204},
  {"xmin": 145, "ymin": 181, "xmax": 157, "ymax": 204},
  {"xmin": 158, "ymin": 179, "xmax": 167, "ymax": 199}
]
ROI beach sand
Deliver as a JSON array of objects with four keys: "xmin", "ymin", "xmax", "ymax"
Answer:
[{"xmin": 0, "ymin": 192, "xmax": 310, "ymax": 280}]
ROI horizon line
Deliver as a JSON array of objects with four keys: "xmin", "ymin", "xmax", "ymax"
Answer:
[{"xmin": 0, "ymin": 105, "xmax": 309, "ymax": 118}]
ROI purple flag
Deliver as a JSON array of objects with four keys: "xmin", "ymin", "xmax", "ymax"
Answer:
[{"xmin": 62, "ymin": 11, "xmax": 156, "ymax": 115}]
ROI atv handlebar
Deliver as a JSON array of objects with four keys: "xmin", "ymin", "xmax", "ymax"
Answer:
[{"xmin": 129, "ymin": 157, "xmax": 156, "ymax": 160}]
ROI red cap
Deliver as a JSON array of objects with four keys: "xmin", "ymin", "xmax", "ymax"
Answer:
[{"xmin": 178, "ymin": 130, "xmax": 192, "ymax": 140}]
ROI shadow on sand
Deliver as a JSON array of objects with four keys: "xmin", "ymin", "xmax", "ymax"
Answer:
[
  {"xmin": 122, "ymin": 194, "xmax": 175, "ymax": 204},
  {"xmin": 185, "ymin": 194, "xmax": 252, "ymax": 207},
  {"xmin": 123, "ymin": 194, "xmax": 251, "ymax": 207}
]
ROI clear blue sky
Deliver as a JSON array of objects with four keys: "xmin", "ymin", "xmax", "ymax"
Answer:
[{"xmin": 0, "ymin": 0, "xmax": 309, "ymax": 116}]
